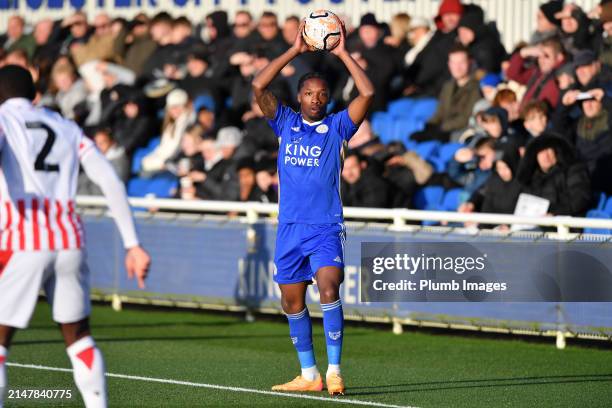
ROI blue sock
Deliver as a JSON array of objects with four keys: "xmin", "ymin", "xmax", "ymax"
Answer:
[
  {"xmin": 286, "ymin": 308, "xmax": 316, "ymax": 371},
  {"xmin": 321, "ymin": 299, "xmax": 343, "ymax": 371}
]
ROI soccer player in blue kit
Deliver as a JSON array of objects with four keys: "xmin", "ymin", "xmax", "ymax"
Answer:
[{"xmin": 252, "ymin": 19, "xmax": 373, "ymax": 395}]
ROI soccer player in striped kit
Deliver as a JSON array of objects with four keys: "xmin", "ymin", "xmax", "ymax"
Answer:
[
  {"xmin": 0, "ymin": 65, "xmax": 150, "ymax": 408},
  {"xmin": 252, "ymin": 20, "xmax": 373, "ymax": 395}
]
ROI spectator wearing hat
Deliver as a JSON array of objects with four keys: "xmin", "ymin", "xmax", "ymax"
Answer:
[
  {"xmin": 517, "ymin": 133, "xmax": 592, "ymax": 216},
  {"xmin": 111, "ymin": 91, "xmax": 157, "ymax": 156},
  {"xmin": 191, "ymin": 129, "xmax": 241, "ymax": 201},
  {"xmin": 341, "ymin": 151, "xmax": 390, "ymax": 208},
  {"xmin": 341, "ymin": 13, "xmax": 396, "ymax": 112},
  {"xmin": 530, "ymin": 0, "xmax": 563, "ymax": 45},
  {"xmin": 553, "ymin": 87, "xmax": 612, "ymax": 193},
  {"xmin": 429, "ymin": 0, "xmax": 463, "ymax": 62},
  {"xmin": 179, "ymin": 48, "xmax": 222, "ymax": 107},
  {"xmin": 555, "ymin": 61, "xmax": 577, "ymax": 91},
  {"xmin": 401, "ymin": 17, "xmax": 446, "ymax": 96},
  {"xmin": 412, "ymin": 44, "xmax": 481, "ymax": 142},
  {"xmin": 555, "ymin": 3, "xmax": 596, "ymax": 55},
  {"xmin": 506, "ymin": 36, "xmax": 565, "ymax": 110},
  {"xmin": 448, "ymin": 136, "xmax": 496, "ymax": 195},
  {"xmin": 457, "ymin": 4, "xmax": 506, "ymax": 74},
  {"xmin": 459, "ymin": 144, "xmax": 522, "ymax": 228},
  {"xmin": 469, "ymin": 73, "xmax": 501, "ymax": 128},
  {"xmin": 570, "ymin": 49, "xmax": 612, "ymax": 93},
  {"xmin": 141, "ymin": 88, "xmax": 195, "ymax": 174}
]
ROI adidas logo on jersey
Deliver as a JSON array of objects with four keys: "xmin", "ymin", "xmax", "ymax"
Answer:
[
  {"xmin": 328, "ymin": 331, "xmax": 342, "ymax": 341},
  {"xmin": 291, "ymin": 126, "xmax": 301, "ymax": 132}
]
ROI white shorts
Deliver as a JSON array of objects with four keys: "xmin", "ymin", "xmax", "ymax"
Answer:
[{"xmin": 0, "ymin": 250, "xmax": 91, "ymax": 329}]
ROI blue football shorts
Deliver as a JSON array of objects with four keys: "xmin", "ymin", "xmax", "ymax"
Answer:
[{"xmin": 274, "ymin": 223, "xmax": 346, "ymax": 284}]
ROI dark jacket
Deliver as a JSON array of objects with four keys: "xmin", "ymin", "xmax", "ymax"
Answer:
[
  {"xmin": 517, "ymin": 134, "xmax": 592, "ymax": 216},
  {"xmin": 195, "ymin": 158, "xmax": 240, "ymax": 201},
  {"xmin": 470, "ymin": 145, "xmax": 522, "ymax": 214},
  {"xmin": 341, "ymin": 168, "xmax": 390, "ymax": 208},
  {"xmin": 458, "ymin": 6, "xmax": 507, "ymax": 73}
]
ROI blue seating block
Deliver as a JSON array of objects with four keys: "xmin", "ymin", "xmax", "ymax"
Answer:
[
  {"xmin": 413, "ymin": 186, "xmax": 444, "ymax": 210},
  {"xmin": 131, "ymin": 136, "xmax": 161, "ymax": 174}
]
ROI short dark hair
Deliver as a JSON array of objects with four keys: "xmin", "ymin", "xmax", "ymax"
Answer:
[
  {"xmin": 261, "ymin": 11, "xmax": 277, "ymax": 20},
  {"xmin": 448, "ymin": 43, "xmax": 470, "ymax": 58},
  {"xmin": 297, "ymin": 72, "xmax": 329, "ymax": 92},
  {"xmin": 285, "ymin": 15, "xmax": 300, "ymax": 24},
  {"xmin": 0, "ymin": 65, "xmax": 36, "ymax": 104}
]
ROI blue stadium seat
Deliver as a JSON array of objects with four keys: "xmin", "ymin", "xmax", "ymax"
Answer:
[
  {"xmin": 603, "ymin": 196, "xmax": 612, "ymax": 217},
  {"xmin": 127, "ymin": 173, "xmax": 178, "ymax": 198},
  {"xmin": 440, "ymin": 188, "xmax": 464, "ymax": 211},
  {"xmin": 595, "ymin": 192, "xmax": 607, "ymax": 210},
  {"xmin": 414, "ymin": 141, "xmax": 441, "ymax": 161},
  {"xmin": 409, "ymin": 98, "xmax": 438, "ymax": 122},
  {"xmin": 131, "ymin": 136, "xmax": 161, "ymax": 174},
  {"xmin": 431, "ymin": 142, "xmax": 463, "ymax": 172},
  {"xmin": 413, "ymin": 186, "xmax": 444, "ymax": 210},
  {"xmin": 584, "ymin": 210, "xmax": 612, "ymax": 235},
  {"xmin": 387, "ymin": 98, "xmax": 415, "ymax": 118},
  {"xmin": 193, "ymin": 93, "xmax": 215, "ymax": 112},
  {"xmin": 371, "ymin": 112, "xmax": 394, "ymax": 142}
]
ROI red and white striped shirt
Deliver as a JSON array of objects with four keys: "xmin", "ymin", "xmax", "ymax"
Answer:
[{"xmin": 0, "ymin": 98, "xmax": 95, "ymax": 251}]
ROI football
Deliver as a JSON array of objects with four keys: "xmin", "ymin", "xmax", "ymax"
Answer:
[{"xmin": 302, "ymin": 9, "xmax": 342, "ymax": 51}]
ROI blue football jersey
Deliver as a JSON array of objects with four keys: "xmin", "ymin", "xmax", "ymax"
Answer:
[{"xmin": 268, "ymin": 103, "xmax": 358, "ymax": 224}]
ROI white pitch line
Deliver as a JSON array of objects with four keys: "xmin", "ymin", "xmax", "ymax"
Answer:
[{"xmin": 7, "ymin": 362, "xmax": 417, "ymax": 408}]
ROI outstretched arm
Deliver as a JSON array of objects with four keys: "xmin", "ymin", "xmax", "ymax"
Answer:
[
  {"xmin": 252, "ymin": 20, "xmax": 309, "ymax": 119},
  {"xmin": 332, "ymin": 23, "xmax": 374, "ymax": 125}
]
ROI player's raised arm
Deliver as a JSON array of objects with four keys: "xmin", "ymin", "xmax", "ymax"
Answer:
[
  {"xmin": 79, "ymin": 140, "xmax": 151, "ymax": 289},
  {"xmin": 252, "ymin": 20, "xmax": 309, "ymax": 119},
  {"xmin": 331, "ymin": 22, "xmax": 374, "ymax": 125}
]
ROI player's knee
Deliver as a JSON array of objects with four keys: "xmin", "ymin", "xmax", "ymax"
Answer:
[
  {"xmin": 318, "ymin": 286, "xmax": 340, "ymax": 304},
  {"xmin": 281, "ymin": 297, "xmax": 305, "ymax": 314}
]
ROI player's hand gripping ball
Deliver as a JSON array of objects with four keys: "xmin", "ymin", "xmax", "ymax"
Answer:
[{"xmin": 302, "ymin": 10, "xmax": 342, "ymax": 51}]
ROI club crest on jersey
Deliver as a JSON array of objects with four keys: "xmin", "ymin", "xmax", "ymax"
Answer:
[
  {"xmin": 316, "ymin": 124, "xmax": 329, "ymax": 134},
  {"xmin": 328, "ymin": 331, "xmax": 342, "ymax": 340},
  {"xmin": 291, "ymin": 337, "xmax": 298, "ymax": 344}
]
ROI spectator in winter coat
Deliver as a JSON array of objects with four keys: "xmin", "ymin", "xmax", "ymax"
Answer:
[
  {"xmin": 457, "ymin": 4, "xmax": 506, "ymax": 74},
  {"xmin": 459, "ymin": 144, "xmax": 522, "ymax": 219},
  {"xmin": 517, "ymin": 133, "xmax": 592, "ymax": 216},
  {"xmin": 341, "ymin": 151, "xmax": 390, "ymax": 208},
  {"xmin": 141, "ymin": 88, "xmax": 194, "ymax": 174},
  {"xmin": 412, "ymin": 44, "xmax": 481, "ymax": 142},
  {"xmin": 506, "ymin": 36, "xmax": 565, "ymax": 110},
  {"xmin": 553, "ymin": 88, "xmax": 612, "ymax": 194}
]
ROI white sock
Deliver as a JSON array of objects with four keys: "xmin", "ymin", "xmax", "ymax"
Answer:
[
  {"xmin": 327, "ymin": 364, "xmax": 341, "ymax": 377},
  {"xmin": 66, "ymin": 337, "xmax": 107, "ymax": 408},
  {"xmin": 0, "ymin": 345, "xmax": 7, "ymax": 408},
  {"xmin": 301, "ymin": 365, "xmax": 319, "ymax": 381}
]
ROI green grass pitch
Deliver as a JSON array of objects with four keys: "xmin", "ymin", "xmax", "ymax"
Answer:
[{"xmin": 4, "ymin": 302, "xmax": 612, "ymax": 407}]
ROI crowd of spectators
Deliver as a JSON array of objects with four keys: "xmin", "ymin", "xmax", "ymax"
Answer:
[{"xmin": 2, "ymin": 0, "xmax": 612, "ymax": 228}]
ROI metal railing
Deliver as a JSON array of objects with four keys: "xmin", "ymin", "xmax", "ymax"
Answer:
[{"xmin": 76, "ymin": 195, "xmax": 612, "ymax": 240}]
